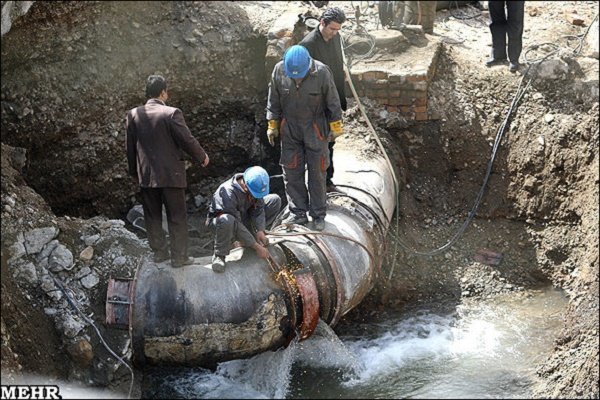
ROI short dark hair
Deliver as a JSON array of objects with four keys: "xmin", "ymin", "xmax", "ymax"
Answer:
[
  {"xmin": 320, "ymin": 7, "xmax": 346, "ymax": 25},
  {"xmin": 145, "ymin": 75, "xmax": 167, "ymax": 98}
]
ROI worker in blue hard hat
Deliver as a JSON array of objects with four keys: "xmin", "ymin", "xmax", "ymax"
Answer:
[
  {"xmin": 207, "ymin": 166, "xmax": 281, "ymax": 273},
  {"xmin": 266, "ymin": 45, "xmax": 343, "ymax": 231}
]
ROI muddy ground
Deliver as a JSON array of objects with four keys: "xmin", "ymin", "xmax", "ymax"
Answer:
[{"xmin": 1, "ymin": 1, "xmax": 598, "ymax": 398}]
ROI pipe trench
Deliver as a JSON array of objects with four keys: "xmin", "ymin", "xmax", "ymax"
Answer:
[{"xmin": 106, "ymin": 148, "xmax": 396, "ymax": 367}]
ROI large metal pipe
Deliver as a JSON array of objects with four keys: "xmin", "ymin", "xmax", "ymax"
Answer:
[{"xmin": 106, "ymin": 148, "xmax": 396, "ymax": 367}]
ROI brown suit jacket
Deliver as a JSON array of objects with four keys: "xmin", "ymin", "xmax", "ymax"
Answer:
[{"xmin": 126, "ymin": 98, "xmax": 207, "ymax": 188}]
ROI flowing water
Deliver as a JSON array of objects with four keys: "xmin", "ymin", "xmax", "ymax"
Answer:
[{"xmin": 143, "ymin": 286, "xmax": 566, "ymax": 399}]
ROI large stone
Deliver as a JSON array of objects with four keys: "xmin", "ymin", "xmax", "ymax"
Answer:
[
  {"xmin": 39, "ymin": 274, "xmax": 63, "ymax": 301},
  {"xmin": 82, "ymin": 234, "xmax": 101, "ymax": 247},
  {"xmin": 60, "ymin": 314, "xmax": 85, "ymax": 338},
  {"xmin": 13, "ymin": 261, "xmax": 38, "ymax": 286},
  {"xmin": 36, "ymin": 239, "xmax": 60, "ymax": 267},
  {"xmin": 68, "ymin": 338, "xmax": 94, "ymax": 367},
  {"xmin": 8, "ymin": 235, "xmax": 26, "ymax": 265},
  {"xmin": 49, "ymin": 244, "xmax": 74, "ymax": 272},
  {"xmin": 81, "ymin": 272, "xmax": 100, "ymax": 289},
  {"xmin": 80, "ymin": 246, "xmax": 94, "ymax": 261},
  {"xmin": 24, "ymin": 227, "xmax": 58, "ymax": 254},
  {"xmin": 1, "ymin": 1, "xmax": 34, "ymax": 36}
]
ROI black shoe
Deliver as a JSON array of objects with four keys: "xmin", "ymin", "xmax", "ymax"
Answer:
[
  {"xmin": 485, "ymin": 57, "xmax": 507, "ymax": 67},
  {"xmin": 326, "ymin": 182, "xmax": 340, "ymax": 193},
  {"xmin": 312, "ymin": 218, "xmax": 325, "ymax": 231},
  {"xmin": 282, "ymin": 214, "xmax": 308, "ymax": 226},
  {"xmin": 153, "ymin": 250, "xmax": 169, "ymax": 263},
  {"xmin": 509, "ymin": 62, "xmax": 519, "ymax": 72},
  {"xmin": 171, "ymin": 257, "xmax": 194, "ymax": 268},
  {"xmin": 212, "ymin": 254, "xmax": 226, "ymax": 273}
]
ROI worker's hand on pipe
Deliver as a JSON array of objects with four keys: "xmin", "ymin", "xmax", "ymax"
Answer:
[
  {"xmin": 201, "ymin": 154, "xmax": 210, "ymax": 167},
  {"xmin": 329, "ymin": 120, "xmax": 343, "ymax": 139},
  {"xmin": 267, "ymin": 120, "xmax": 280, "ymax": 147},
  {"xmin": 253, "ymin": 242, "xmax": 270, "ymax": 259},
  {"xmin": 255, "ymin": 231, "xmax": 269, "ymax": 246}
]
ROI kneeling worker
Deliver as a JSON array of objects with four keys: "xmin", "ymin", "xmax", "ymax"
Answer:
[{"xmin": 207, "ymin": 166, "xmax": 281, "ymax": 273}]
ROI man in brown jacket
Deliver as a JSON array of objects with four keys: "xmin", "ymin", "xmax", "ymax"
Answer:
[{"xmin": 126, "ymin": 75, "xmax": 209, "ymax": 268}]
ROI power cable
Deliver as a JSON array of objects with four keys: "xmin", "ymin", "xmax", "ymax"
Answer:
[
  {"xmin": 449, "ymin": 1, "xmax": 482, "ymax": 21},
  {"xmin": 50, "ymin": 275, "xmax": 135, "ymax": 399},
  {"xmin": 339, "ymin": 11, "xmax": 598, "ymax": 279}
]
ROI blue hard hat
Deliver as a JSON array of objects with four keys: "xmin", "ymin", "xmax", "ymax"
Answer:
[
  {"xmin": 243, "ymin": 166, "xmax": 270, "ymax": 199},
  {"xmin": 283, "ymin": 45, "xmax": 311, "ymax": 79}
]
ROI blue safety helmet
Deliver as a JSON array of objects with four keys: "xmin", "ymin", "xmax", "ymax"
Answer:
[
  {"xmin": 243, "ymin": 166, "xmax": 270, "ymax": 199},
  {"xmin": 283, "ymin": 45, "xmax": 311, "ymax": 79}
]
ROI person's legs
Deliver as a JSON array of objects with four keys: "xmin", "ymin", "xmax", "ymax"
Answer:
[
  {"xmin": 282, "ymin": 156, "xmax": 309, "ymax": 223},
  {"xmin": 488, "ymin": 1, "xmax": 508, "ymax": 61},
  {"xmin": 263, "ymin": 194, "xmax": 283, "ymax": 228},
  {"xmin": 140, "ymin": 187, "xmax": 168, "ymax": 257},
  {"xmin": 213, "ymin": 214, "xmax": 236, "ymax": 257},
  {"xmin": 306, "ymin": 145, "xmax": 328, "ymax": 223},
  {"xmin": 506, "ymin": 0, "xmax": 525, "ymax": 64},
  {"xmin": 162, "ymin": 187, "xmax": 189, "ymax": 263}
]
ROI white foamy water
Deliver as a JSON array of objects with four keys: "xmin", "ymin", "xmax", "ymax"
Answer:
[{"xmin": 146, "ymin": 287, "xmax": 567, "ymax": 399}]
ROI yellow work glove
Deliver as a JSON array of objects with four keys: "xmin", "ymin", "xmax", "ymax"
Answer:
[
  {"xmin": 267, "ymin": 120, "xmax": 280, "ymax": 147},
  {"xmin": 329, "ymin": 120, "xmax": 344, "ymax": 139}
]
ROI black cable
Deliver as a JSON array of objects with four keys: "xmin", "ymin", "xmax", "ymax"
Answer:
[
  {"xmin": 51, "ymin": 275, "xmax": 135, "ymax": 399},
  {"xmin": 449, "ymin": 1, "xmax": 482, "ymax": 20}
]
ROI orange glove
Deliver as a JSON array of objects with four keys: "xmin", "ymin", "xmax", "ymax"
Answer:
[
  {"xmin": 267, "ymin": 120, "xmax": 280, "ymax": 146},
  {"xmin": 329, "ymin": 120, "xmax": 343, "ymax": 139}
]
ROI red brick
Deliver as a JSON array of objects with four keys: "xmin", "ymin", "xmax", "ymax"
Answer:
[
  {"xmin": 415, "ymin": 112, "xmax": 428, "ymax": 121},
  {"xmin": 363, "ymin": 71, "xmax": 388, "ymax": 81},
  {"xmin": 365, "ymin": 89, "xmax": 378, "ymax": 98},
  {"xmin": 414, "ymin": 105, "xmax": 427, "ymax": 113},
  {"xmin": 406, "ymin": 73, "xmax": 427, "ymax": 82},
  {"xmin": 564, "ymin": 12, "xmax": 584, "ymax": 25},
  {"xmin": 386, "ymin": 106, "xmax": 398, "ymax": 113},
  {"xmin": 400, "ymin": 106, "xmax": 413, "ymax": 113},
  {"xmin": 388, "ymin": 89, "xmax": 401, "ymax": 98},
  {"xmin": 415, "ymin": 97, "xmax": 428, "ymax": 106},
  {"xmin": 387, "ymin": 97, "xmax": 402, "ymax": 106},
  {"xmin": 376, "ymin": 88, "xmax": 388, "ymax": 97},
  {"xmin": 411, "ymin": 81, "xmax": 428, "ymax": 91}
]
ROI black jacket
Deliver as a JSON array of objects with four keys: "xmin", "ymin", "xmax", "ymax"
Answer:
[{"xmin": 299, "ymin": 28, "xmax": 347, "ymax": 111}]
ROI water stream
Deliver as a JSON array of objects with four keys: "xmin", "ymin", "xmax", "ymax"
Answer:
[{"xmin": 143, "ymin": 286, "xmax": 566, "ymax": 399}]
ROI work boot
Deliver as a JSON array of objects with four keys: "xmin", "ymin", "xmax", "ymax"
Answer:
[
  {"xmin": 326, "ymin": 182, "xmax": 340, "ymax": 193},
  {"xmin": 509, "ymin": 62, "xmax": 519, "ymax": 73},
  {"xmin": 153, "ymin": 250, "xmax": 169, "ymax": 263},
  {"xmin": 485, "ymin": 56, "xmax": 506, "ymax": 67},
  {"xmin": 171, "ymin": 256, "xmax": 194, "ymax": 268},
  {"xmin": 212, "ymin": 254, "xmax": 226, "ymax": 273},
  {"xmin": 282, "ymin": 213, "xmax": 308, "ymax": 226},
  {"xmin": 312, "ymin": 218, "xmax": 325, "ymax": 231}
]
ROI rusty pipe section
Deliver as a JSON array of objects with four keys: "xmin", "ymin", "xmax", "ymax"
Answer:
[{"xmin": 106, "ymin": 148, "xmax": 396, "ymax": 367}]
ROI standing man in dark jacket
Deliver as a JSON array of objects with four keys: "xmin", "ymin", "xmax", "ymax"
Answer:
[
  {"xmin": 126, "ymin": 75, "xmax": 209, "ymax": 268},
  {"xmin": 266, "ymin": 45, "xmax": 343, "ymax": 231},
  {"xmin": 299, "ymin": 7, "xmax": 347, "ymax": 193},
  {"xmin": 207, "ymin": 166, "xmax": 281, "ymax": 273}
]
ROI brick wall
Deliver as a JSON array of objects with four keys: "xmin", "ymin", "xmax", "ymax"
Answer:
[{"xmin": 346, "ymin": 45, "xmax": 440, "ymax": 121}]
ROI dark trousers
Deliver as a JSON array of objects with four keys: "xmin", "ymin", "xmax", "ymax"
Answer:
[
  {"xmin": 140, "ymin": 187, "xmax": 188, "ymax": 261},
  {"xmin": 212, "ymin": 194, "xmax": 282, "ymax": 256},
  {"xmin": 326, "ymin": 141, "xmax": 335, "ymax": 185},
  {"xmin": 489, "ymin": 1, "xmax": 525, "ymax": 63}
]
